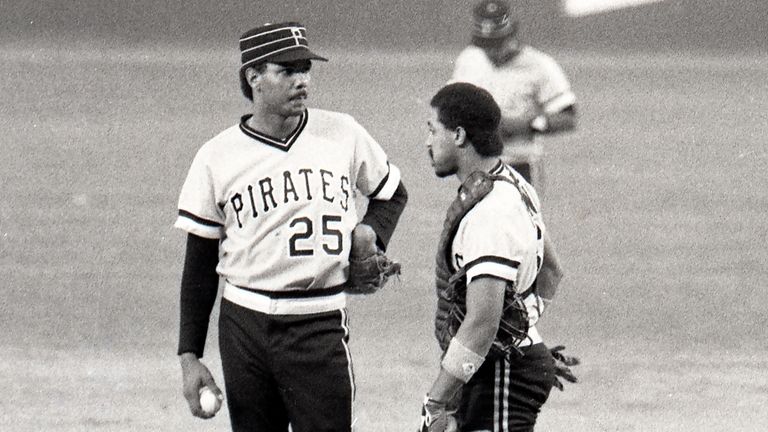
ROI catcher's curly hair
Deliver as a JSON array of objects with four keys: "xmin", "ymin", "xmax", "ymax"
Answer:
[{"xmin": 430, "ymin": 82, "xmax": 503, "ymax": 157}]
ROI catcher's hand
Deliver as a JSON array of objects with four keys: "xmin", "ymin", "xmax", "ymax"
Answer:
[
  {"xmin": 550, "ymin": 345, "xmax": 580, "ymax": 391},
  {"xmin": 418, "ymin": 396, "xmax": 458, "ymax": 432}
]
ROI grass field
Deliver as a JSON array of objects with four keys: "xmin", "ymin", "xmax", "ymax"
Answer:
[{"xmin": 2, "ymin": 42, "xmax": 768, "ymax": 431}]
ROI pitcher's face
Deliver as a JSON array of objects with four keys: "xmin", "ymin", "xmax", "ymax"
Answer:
[{"xmin": 258, "ymin": 60, "xmax": 312, "ymax": 117}]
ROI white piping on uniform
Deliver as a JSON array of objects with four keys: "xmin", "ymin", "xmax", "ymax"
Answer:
[
  {"xmin": 502, "ymin": 358, "xmax": 510, "ymax": 432},
  {"xmin": 240, "ymin": 36, "xmax": 307, "ymax": 56},
  {"xmin": 340, "ymin": 308, "xmax": 356, "ymax": 429},
  {"xmin": 239, "ymin": 26, "xmax": 305, "ymax": 43}
]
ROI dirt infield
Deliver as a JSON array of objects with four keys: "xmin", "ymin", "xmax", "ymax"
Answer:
[
  {"xmin": 3, "ymin": 345, "xmax": 767, "ymax": 432},
  {"xmin": 2, "ymin": 45, "xmax": 767, "ymax": 431}
]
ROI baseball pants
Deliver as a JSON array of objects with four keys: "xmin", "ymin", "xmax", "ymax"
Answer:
[
  {"xmin": 218, "ymin": 299, "xmax": 355, "ymax": 432},
  {"xmin": 455, "ymin": 343, "xmax": 556, "ymax": 432}
]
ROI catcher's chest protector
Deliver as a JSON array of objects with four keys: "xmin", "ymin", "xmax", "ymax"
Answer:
[{"xmin": 434, "ymin": 171, "xmax": 497, "ymax": 351}]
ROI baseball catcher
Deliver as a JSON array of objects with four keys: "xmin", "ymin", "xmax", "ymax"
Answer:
[
  {"xmin": 419, "ymin": 82, "xmax": 579, "ymax": 432},
  {"xmin": 345, "ymin": 224, "xmax": 401, "ymax": 295}
]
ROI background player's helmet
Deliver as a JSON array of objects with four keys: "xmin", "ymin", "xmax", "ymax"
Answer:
[{"xmin": 471, "ymin": 0, "xmax": 519, "ymax": 48}]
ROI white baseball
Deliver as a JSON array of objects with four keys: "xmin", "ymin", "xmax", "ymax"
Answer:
[{"xmin": 199, "ymin": 387, "xmax": 222, "ymax": 415}]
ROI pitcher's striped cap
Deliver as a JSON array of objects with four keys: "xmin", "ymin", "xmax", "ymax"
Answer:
[{"xmin": 239, "ymin": 22, "xmax": 327, "ymax": 69}]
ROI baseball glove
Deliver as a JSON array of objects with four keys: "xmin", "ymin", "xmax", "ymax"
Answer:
[
  {"xmin": 550, "ymin": 345, "xmax": 580, "ymax": 391},
  {"xmin": 345, "ymin": 251, "xmax": 401, "ymax": 295}
]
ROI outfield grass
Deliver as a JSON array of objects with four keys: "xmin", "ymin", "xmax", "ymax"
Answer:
[{"xmin": 1, "ymin": 45, "xmax": 767, "ymax": 431}]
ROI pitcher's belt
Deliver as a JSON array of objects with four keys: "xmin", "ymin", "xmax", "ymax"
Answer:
[{"xmin": 223, "ymin": 281, "xmax": 346, "ymax": 315}]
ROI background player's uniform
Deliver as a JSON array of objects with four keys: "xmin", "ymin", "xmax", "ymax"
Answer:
[
  {"xmin": 450, "ymin": 45, "xmax": 576, "ymax": 186},
  {"xmin": 175, "ymin": 108, "xmax": 401, "ymax": 431},
  {"xmin": 450, "ymin": 160, "xmax": 555, "ymax": 431}
]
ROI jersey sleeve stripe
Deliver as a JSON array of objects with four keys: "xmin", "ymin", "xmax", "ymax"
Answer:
[
  {"xmin": 368, "ymin": 162, "xmax": 390, "ymax": 197},
  {"xmin": 464, "ymin": 255, "xmax": 521, "ymax": 272},
  {"xmin": 178, "ymin": 209, "xmax": 222, "ymax": 228},
  {"xmin": 175, "ymin": 210, "xmax": 222, "ymax": 239},
  {"xmin": 470, "ymin": 274, "xmax": 506, "ymax": 282},
  {"xmin": 174, "ymin": 217, "xmax": 222, "ymax": 239},
  {"xmin": 368, "ymin": 163, "xmax": 401, "ymax": 201},
  {"xmin": 466, "ymin": 261, "xmax": 519, "ymax": 285}
]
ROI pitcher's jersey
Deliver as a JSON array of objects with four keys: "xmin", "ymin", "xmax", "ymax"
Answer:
[
  {"xmin": 450, "ymin": 45, "xmax": 576, "ymax": 121},
  {"xmin": 175, "ymin": 108, "xmax": 401, "ymax": 292},
  {"xmin": 451, "ymin": 161, "xmax": 544, "ymax": 295}
]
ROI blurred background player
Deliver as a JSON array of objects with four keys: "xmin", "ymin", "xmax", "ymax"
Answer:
[
  {"xmin": 174, "ymin": 22, "xmax": 407, "ymax": 432},
  {"xmin": 450, "ymin": 0, "xmax": 578, "ymax": 190}
]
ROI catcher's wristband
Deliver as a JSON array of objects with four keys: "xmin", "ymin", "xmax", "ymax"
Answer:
[{"xmin": 441, "ymin": 337, "xmax": 485, "ymax": 383}]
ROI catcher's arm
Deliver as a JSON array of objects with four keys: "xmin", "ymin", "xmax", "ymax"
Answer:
[
  {"xmin": 523, "ymin": 232, "xmax": 562, "ymax": 324},
  {"xmin": 536, "ymin": 231, "xmax": 564, "ymax": 305},
  {"xmin": 424, "ymin": 276, "xmax": 504, "ymax": 409}
]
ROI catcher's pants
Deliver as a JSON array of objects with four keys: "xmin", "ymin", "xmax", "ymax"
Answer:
[
  {"xmin": 218, "ymin": 298, "xmax": 355, "ymax": 432},
  {"xmin": 456, "ymin": 343, "xmax": 556, "ymax": 432}
]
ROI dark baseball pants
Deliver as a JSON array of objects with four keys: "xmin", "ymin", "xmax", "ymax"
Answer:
[
  {"xmin": 218, "ymin": 299, "xmax": 355, "ymax": 432},
  {"xmin": 456, "ymin": 343, "xmax": 556, "ymax": 432}
]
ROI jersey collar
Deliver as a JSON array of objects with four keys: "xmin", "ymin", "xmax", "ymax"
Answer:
[
  {"xmin": 239, "ymin": 110, "xmax": 309, "ymax": 151},
  {"xmin": 489, "ymin": 159, "xmax": 505, "ymax": 175}
]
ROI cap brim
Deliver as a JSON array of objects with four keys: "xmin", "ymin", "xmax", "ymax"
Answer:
[{"xmin": 268, "ymin": 47, "xmax": 328, "ymax": 64}]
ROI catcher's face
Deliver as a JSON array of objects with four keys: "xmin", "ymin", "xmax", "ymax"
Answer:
[{"xmin": 426, "ymin": 107, "xmax": 459, "ymax": 178}]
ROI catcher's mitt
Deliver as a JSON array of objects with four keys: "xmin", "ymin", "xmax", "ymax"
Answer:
[{"xmin": 345, "ymin": 251, "xmax": 401, "ymax": 295}]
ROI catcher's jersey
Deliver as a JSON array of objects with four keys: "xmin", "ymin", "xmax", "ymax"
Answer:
[
  {"xmin": 451, "ymin": 161, "xmax": 544, "ymax": 296},
  {"xmin": 451, "ymin": 45, "xmax": 576, "ymax": 121},
  {"xmin": 175, "ymin": 109, "xmax": 401, "ymax": 297}
]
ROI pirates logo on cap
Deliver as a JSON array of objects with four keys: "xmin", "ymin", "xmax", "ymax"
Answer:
[{"xmin": 239, "ymin": 22, "xmax": 327, "ymax": 70}]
